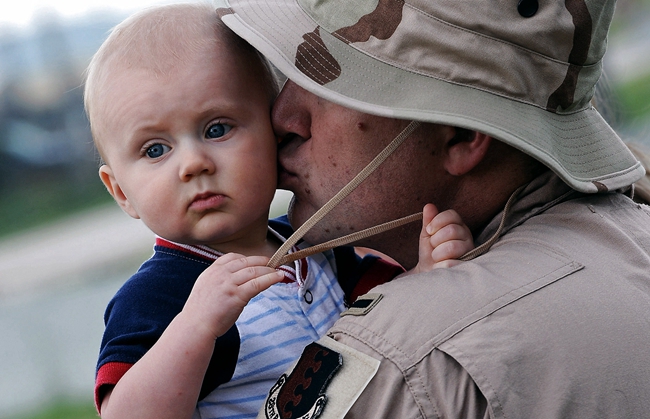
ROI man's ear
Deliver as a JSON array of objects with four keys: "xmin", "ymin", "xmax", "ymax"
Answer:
[
  {"xmin": 98, "ymin": 165, "xmax": 140, "ymax": 219},
  {"xmin": 443, "ymin": 129, "xmax": 492, "ymax": 176}
]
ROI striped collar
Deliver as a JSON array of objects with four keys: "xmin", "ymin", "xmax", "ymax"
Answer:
[{"xmin": 154, "ymin": 226, "xmax": 308, "ymax": 285}]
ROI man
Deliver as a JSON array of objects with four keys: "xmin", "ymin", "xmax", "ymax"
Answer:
[{"xmin": 217, "ymin": 0, "xmax": 650, "ymax": 417}]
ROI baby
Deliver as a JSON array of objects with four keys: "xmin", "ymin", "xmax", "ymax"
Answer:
[{"xmin": 84, "ymin": 3, "xmax": 474, "ymax": 419}]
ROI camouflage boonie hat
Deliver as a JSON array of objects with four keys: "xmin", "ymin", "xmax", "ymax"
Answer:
[{"xmin": 216, "ymin": 0, "xmax": 644, "ymax": 193}]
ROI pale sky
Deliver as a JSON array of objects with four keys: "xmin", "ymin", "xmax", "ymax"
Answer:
[
  {"xmin": 0, "ymin": 0, "xmax": 646, "ymax": 83},
  {"xmin": 0, "ymin": 0, "xmax": 195, "ymax": 28}
]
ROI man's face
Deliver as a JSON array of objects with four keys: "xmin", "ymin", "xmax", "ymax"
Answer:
[
  {"xmin": 96, "ymin": 43, "xmax": 277, "ymax": 252},
  {"xmin": 273, "ymin": 81, "xmax": 455, "ymax": 255}
]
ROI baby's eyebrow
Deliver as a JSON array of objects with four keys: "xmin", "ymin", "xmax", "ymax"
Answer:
[
  {"xmin": 129, "ymin": 121, "xmax": 169, "ymax": 138},
  {"xmin": 195, "ymin": 95, "xmax": 250, "ymax": 117}
]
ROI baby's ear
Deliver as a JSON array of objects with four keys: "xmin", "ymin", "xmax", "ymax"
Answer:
[{"xmin": 98, "ymin": 165, "xmax": 140, "ymax": 219}]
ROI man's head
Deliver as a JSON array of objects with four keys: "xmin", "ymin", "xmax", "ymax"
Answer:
[
  {"xmin": 217, "ymin": 0, "xmax": 644, "ymax": 265},
  {"xmin": 273, "ymin": 81, "xmax": 545, "ymax": 267},
  {"xmin": 84, "ymin": 3, "xmax": 280, "ymax": 250}
]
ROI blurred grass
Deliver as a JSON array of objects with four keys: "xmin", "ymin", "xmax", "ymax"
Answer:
[
  {"xmin": 7, "ymin": 399, "xmax": 97, "ymax": 419},
  {"xmin": 0, "ymin": 175, "xmax": 111, "ymax": 239},
  {"xmin": 616, "ymin": 73, "xmax": 650, "ymax": 122}
]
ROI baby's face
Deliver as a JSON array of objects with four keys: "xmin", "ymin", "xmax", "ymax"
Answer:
[{"xmin": 97, "ymin": 45, "xmax": 277, "ymax": 250}]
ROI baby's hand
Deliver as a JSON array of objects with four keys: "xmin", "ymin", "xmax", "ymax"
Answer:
[
  {"xmin": 413, "ymin": 204, "xmax": 474, "ymax": 273},
  {"xmin": 183, "ymin": 253, "xmax": 284, "ymax": 340}
]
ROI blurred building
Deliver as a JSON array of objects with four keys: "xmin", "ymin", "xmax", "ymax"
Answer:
[{"xmin": 0, "ymin": 10, "xmax": 127, "ymax": 237}]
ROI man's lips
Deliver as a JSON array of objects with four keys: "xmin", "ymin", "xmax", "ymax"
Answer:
[
  {"xmin": 277, "ymin": 164, "xmax": 297, "ymax": 187},
  {"xmin": 189, "ymin": 192, "xmax": 225, "ymax": 211}
]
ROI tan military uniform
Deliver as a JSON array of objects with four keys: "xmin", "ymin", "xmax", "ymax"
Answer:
[{"xmin": 321, "ymin": 172, "xmax": 650, "ymax": 418}]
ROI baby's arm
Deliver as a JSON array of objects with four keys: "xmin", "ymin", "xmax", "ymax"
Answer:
[
  {"xmin": 412, "ymin": 203, "xmax": 474, "ymax": 274},
  {"xmin": 99, "ymin": 254, "xmax": 284, "ymax": 419}
]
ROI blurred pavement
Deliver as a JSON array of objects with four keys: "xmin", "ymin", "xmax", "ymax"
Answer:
[
  {"xmin": 0, "ymin": 205, "xmax": 155, "ymax": 298},
  {"xmin": 0, "ymin": 189, "xmax": 293, "ymax": 298},
  {"xmin": 0, "ymin": 204, "xmax": 154, "ymax": 417},
  {"xmin": 0, "ymin": 190, "xmax": 291, "ymax": 418}
]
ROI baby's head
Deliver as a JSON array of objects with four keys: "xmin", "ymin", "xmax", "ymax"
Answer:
[
  {"xmin": 85, "ymin": 2, "xmax": 281, "ymax": 249},
  {"xmin": 85, "ymin": 2, "xmax": 278, "ymax": 159}
]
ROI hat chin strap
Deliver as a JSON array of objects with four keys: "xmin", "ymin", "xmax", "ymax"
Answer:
[{"xmin": 267, "ymin": 121, "xmax": 422, "ymax": 268}]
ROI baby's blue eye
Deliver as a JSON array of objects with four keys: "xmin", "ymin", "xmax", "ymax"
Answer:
[
  {"xmin": 206, "ymin": 123, "xmax": 232, "ymax": 139},
  {"xmin": 145, "ymin": 143, "xmax": 170, "ymax": 158}
]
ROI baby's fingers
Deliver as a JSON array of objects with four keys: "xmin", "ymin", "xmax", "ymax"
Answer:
[
  {"xmin": 429, "ymin": 223, "xmax": 472, "ymax": 250},
  {"xmin": 431, "ymin": 239, "xmax": 473, "ymax": 265},
  {"xmin": 418, "ymin": 204, "xmax": 439, "ymax": 269},
  {"xmin": 238, "ymin": 270, "xmax": 285, "ymax": 299},
  {"xmin": 214, "ymin": 253, "xmax": 271, "ymax": 271},
  {"xmin": 420, "ymin": 204, "xmax": 439, "ymax": 240},
  {"xmin": 426, "ymin": 209, "xmax": 465, "ymax": 235},
  {"xmin": 200, "ymin": 254, "xmax": 277, "ymax": 288}
]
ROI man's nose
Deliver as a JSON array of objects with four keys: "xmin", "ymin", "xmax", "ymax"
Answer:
[
  {"xmin": 272, "ymin": 80, "xmax": 313, "ymax": 144},
  {"xmin": 179, "ymin": 143, "xmax": 216, "ymax": 181}
]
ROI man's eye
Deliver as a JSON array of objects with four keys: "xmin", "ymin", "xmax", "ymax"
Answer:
[
  {"xmin": 206, "ymin": 123, "xmax": 232, "ymax": 139},
  {"xmin": 145, "ymin": 143, "xmax": 170, "ymax": 158}
]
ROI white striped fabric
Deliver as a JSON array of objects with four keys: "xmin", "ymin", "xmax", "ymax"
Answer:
[{"xmin": 193, "ymin": 240, "xmax": 346, "ymax": 419}]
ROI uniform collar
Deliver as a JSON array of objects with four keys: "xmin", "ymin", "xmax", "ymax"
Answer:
[{"xmin": 471, "ymin": 171, "xmax": 577, "ymax": 258}]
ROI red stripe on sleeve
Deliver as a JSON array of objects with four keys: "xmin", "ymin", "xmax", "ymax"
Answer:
[
  {"xmin": 351, "ymin": 258, "xmax": 404, "ymax": 302},
  {"xmin": 95, "ymin": 361, "xmax": 133, "ymax": 413}
]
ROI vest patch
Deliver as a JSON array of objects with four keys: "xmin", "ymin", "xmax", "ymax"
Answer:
[
  {"xmin": 340, "ymin": 293, "xmax": 383, "ymax": 317},
  {"xmin": 264, "ymin": 342, "xmax": 342, "ymax": 419}
]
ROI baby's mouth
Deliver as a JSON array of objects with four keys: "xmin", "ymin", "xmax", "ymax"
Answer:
[{"xmin": 189, "ymin": 192, "xmax": 225, "ymax": 211}]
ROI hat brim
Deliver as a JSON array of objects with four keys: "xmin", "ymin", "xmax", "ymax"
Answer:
[{"xmin": 218, "ymin": 0, "xmax": 644, "ymax": 193}]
